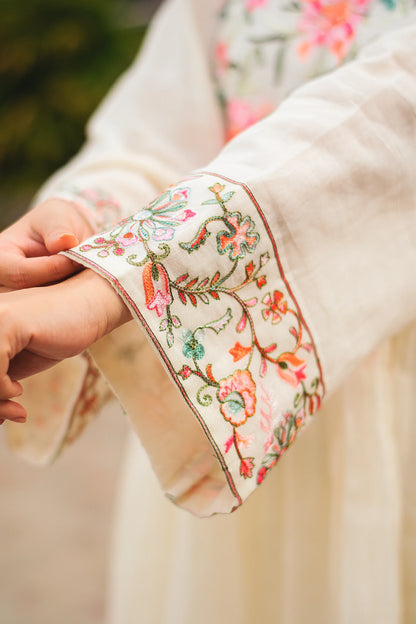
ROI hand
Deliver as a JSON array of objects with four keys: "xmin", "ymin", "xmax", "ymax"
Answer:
[
  {"xmin": 0, "ymin": 198, "xmax": 94, "ymax": 289},
  {"xmin": 0, "ymin": 270, "xmax": 131, "ymax": 424}
]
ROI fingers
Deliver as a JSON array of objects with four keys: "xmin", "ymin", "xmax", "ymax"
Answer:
[
  {"xmin": 0, "ymin": 251, "xmax": 81, "ymax": 289},
  {"xmin": 0, "ymin": 375, "xmax": 25, "ymax": 423},
  {"xmin": 0, "ymin": 374, "xmax": 22, "ymax": 400},
  {"xmin": 0, "ymin": 198, "xmax": 92, "ymax": 289},
  {"xmin": 0, "ymin": 400, "xmax": 27, "ymax": 424}
]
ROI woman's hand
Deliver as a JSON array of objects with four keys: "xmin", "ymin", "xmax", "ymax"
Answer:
[
  {"xmin": 0, "ymin": 198, "xmax": 94, "ymax": 289},
  {"xmin": 0, "ymin": 270, "xmax": 131, "ymax": 423}
]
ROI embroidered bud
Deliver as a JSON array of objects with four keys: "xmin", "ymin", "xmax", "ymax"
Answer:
[{"xmin": 142, "ymin": 261, "xmax": 172, "ymax": 318}]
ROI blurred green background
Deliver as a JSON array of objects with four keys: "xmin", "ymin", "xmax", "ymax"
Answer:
[{"xmin": 0, "ymin": 0, "xmax": 159, "ymax": 229}]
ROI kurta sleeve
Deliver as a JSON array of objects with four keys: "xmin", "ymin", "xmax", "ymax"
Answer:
[
  {"xmin": 61, "ymin": 20, "xmax": 416, "ymax": 517},
  {"xmin": 6, "ymin": 0, "xmax": 224, "ymax": 465}
]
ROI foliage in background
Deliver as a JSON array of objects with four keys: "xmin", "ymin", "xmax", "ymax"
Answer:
[{"xmin": 0, "ymin": 0, "xmax": 148, "ymax": 203}]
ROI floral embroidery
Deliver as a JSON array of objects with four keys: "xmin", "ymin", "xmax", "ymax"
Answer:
[
  {"xmin": 226, "ymin": 100, "xmax": 274, "ymax": 141},
  {"xmin": 130, "ymin": 187, "xmax": 195, "ymax": 242},
  {"xmin": 246, "ymin": 0, "xmax": 269, "ymax": 10},
  {"xmin": 182, "ymin": 329, "xmax": 205, "ymax": 360},
  {"xmin": 59, "ymin": 353, "xmax": 111, "ymax": 454},
  {"xmin": 262, "ymin": 290, "xmax": 287, "ymax": 324},
  {"xmin": 67, "ymin": 173, "xmax": 325, "ymax": 504},
  {"xmin": 78, "ymin": 186, "xmax": 193, "ymax": 260},
  {"xmin": 218, "ymin": 369, "xmax": 257, "ymax": 426},
  {"xmin": 214, "ymin": 0, "xmax": 416, "ymax": 141},
  {"xmin": 143, "ymin": 261, "xmax": 173, "ymax": 318},
  {"xmin": 277, "ymin": 352, "xmax": 307, "ymax": 387},
  {"xmin": 217, "ymin": 212, "xmax": 259, "ymax": 259},
  {"xmin": 297, "ymin": 0, "xmax": 372, "ymax": 60}
]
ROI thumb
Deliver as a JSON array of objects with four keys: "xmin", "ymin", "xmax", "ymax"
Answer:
[
  {"xmin": 45, "ymin": 230, "xmax": 80, "ymax": 254},
  {"xmin": 34, "ymin": 198, "xmax": 93, "ymax": 255}
]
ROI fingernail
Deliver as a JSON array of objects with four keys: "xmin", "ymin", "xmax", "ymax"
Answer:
[
  {"xmin": 13, "ymin": 417, "xmax": 26, "ymax": 424},
  {"xmin": 59, "ymin": 233, "xmax": 79, "ymax": 245}
]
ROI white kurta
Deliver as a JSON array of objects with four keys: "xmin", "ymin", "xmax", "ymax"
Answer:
[{"xmin": 7, "ymin": 0, "xmax": 416, "ymax": 621}]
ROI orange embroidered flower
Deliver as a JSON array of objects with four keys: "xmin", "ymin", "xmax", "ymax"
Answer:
[
  {"xmin": 277, "ymin": 353, "xmax": 307, "ymax": 387},
  {"xmin": 209, "ymin": 182, "xmax": 225, "ymax": 194},
  {"xmin": 229, "ymin": 341, "xmax": 252, "ymax": 362},
  {"xmin": 217, "ymin": 212, "xmax": 259, "ymax": 260},
  {"xmin": 142, "ymin": 261, "xmax": 172, "ymax": 318},
  {"xmin": 218, "ymin": 369, "xmax": 256, "ymax": 426}
]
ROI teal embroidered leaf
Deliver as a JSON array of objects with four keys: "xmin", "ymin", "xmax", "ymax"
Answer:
[
  {"xmin": 203, "ymin": 307, "xmax": 232, "ymax": 334},
  {"xmin": 220, "ymin": 191, "xmax": 234, "ymax": 202},
  {"xmin": 201, "ymin": 198, "xmax": 220, "ymax": 205}
]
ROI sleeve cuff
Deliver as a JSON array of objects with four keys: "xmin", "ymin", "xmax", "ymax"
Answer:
[
  {"xmin": 62, "ymin": 172, "xmax": 325, "ymax": 515},
  {"xmin": 7, "ymin": 353, "xmax": 112, "ymax": 466}
]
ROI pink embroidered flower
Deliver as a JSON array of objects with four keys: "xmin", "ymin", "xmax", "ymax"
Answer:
[
  {"xmin": 142, "ymin": 261, "xmax": 172, "ymax": 318},
  {"xmin": 245, "ymin": 0, "xmax": 269, "ymax": 11},
  {"xmin": 218, "ymin": 369, "xmax": 257, "ymax": 427},
  {"xmin": 116, "ymin": 231, "xmax": 140, "ymax": 247},
  {"xmin": 130, "ymin": 187, "xmax": 195, "ymax": 242},
  {"xmin": 240, "ymin": 457, "xmax": 255, "ymax": 479},
  {"xmin": 262, "ymin": 290, "xmax": 288, "ymax": 324},
  {"xmin": 277, "ymin": 353, "xmax": 307, "ymax": 387},
  {"xmin": 217, "ymin": 212, "xmax": 259, "ymax": 260},
  {"xmin": 297, "ymin": 0, "xmax": 372, "ymax": 61},
  {"xmin": 256, "ymin": 275, "xmax": 267, "ymax": 289},
  {"xmin": 178, "ymin": 365, "xmax": 192, "ymax": 380},
  {"xmin": 226, "ymin": 100, "xmax": 273, "ymax": 141}
]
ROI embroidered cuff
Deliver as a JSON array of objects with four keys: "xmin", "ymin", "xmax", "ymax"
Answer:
[{"xmin": 63, "ymin": 173, "xmax": 325, "ymax": 514}]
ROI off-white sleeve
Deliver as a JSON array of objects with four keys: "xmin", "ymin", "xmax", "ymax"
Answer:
[
  {"xmin": 6, "ymin": 0, "xmax": 225, "ymax": 465},
  {"xmin": 61, "ymin": 20, "xmax": 416, "ymax": 517}
]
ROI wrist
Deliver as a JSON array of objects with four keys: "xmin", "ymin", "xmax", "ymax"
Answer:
[{"xmin": 62, "ymin": 269, "xmax": 132, "ymax": 342}]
